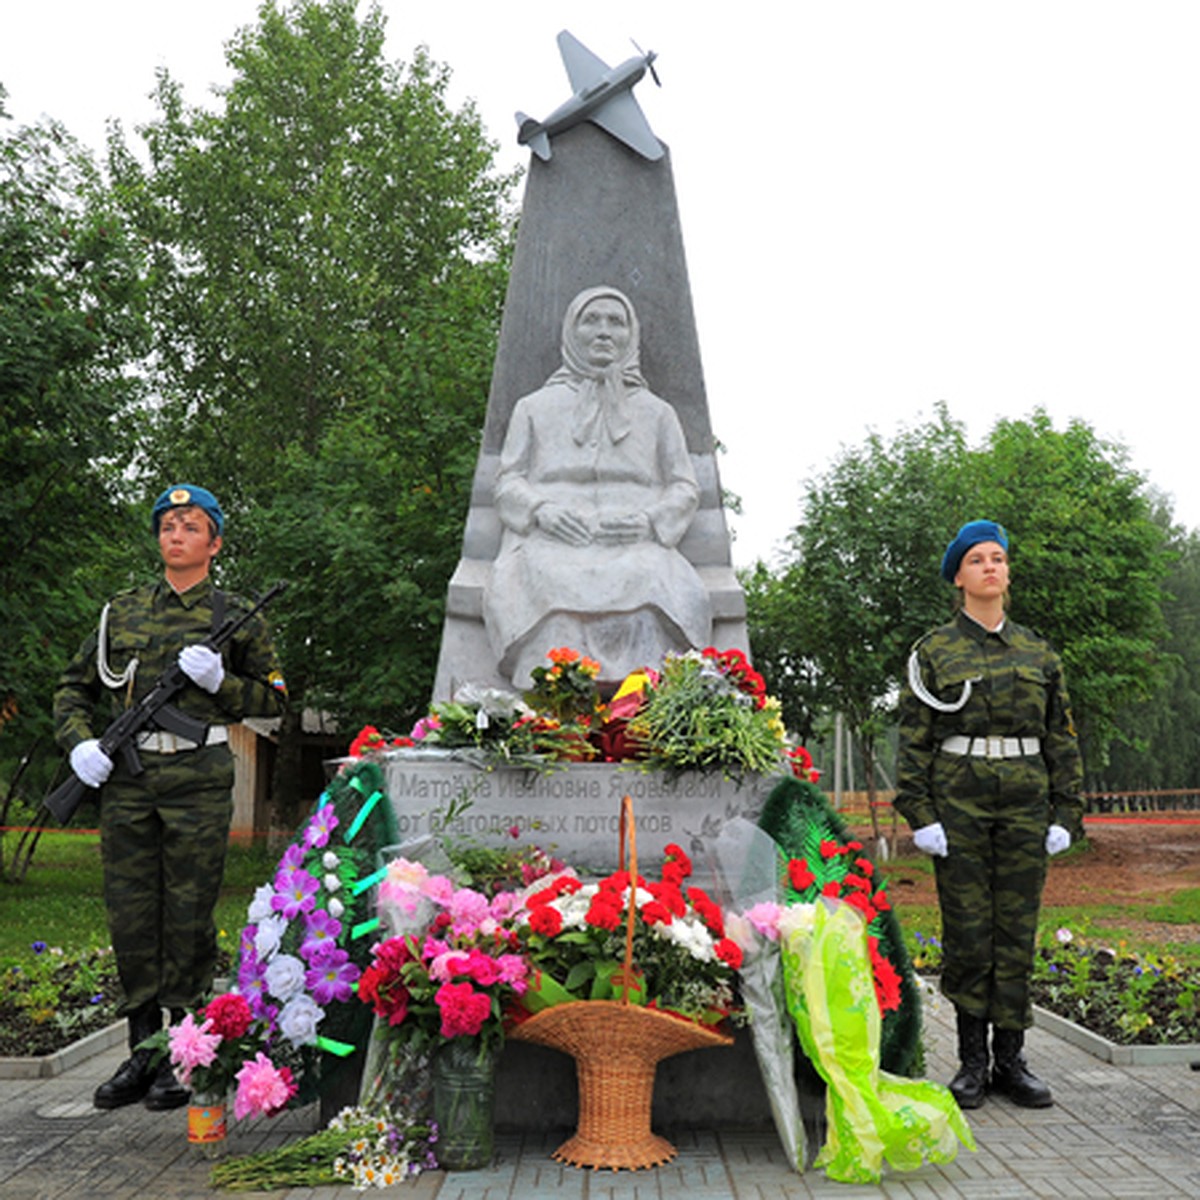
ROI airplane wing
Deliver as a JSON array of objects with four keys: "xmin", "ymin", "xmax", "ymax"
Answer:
[
  {"xmin": 557, "ymin": 29, "xmax": 610, "ymax": 92},
  {"xmin": 589, "ymin": 89, "xmax": 664, "ymax": 161}
]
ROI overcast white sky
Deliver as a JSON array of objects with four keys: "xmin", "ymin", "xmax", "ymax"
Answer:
[{"xmin": 6, "ymin": 2, "xmax": 1199, "ymax": 565}]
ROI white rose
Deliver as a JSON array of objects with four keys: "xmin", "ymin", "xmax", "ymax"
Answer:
[
  {"xmin": 254, "ymin": 913, "xmax": 288, "ymax": 959},
  {"xmin": 328, "ymin": 897, "xmax": 345, "ymax": 920},
  {"xmin": 278, "ymin": 993, "xmax": 325, "ymax": 1047},
  {"xmin": 324, "ymin": 873, "xmax": 342, "ymax": 893},
  {"xmin": 247, "ymin": 883, "xmax": 276, "ymax": 924},
  {"xmin": 323, "ymin": 851, "xmax": 340, "ymax": 871},
  {"xmin": 265, "ymin": 953, "xmax": 307, "ymax": 1001}
]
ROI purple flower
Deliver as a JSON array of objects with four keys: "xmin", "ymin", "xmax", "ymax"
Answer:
[
  {"xmin": 299, "ymin": 909, "xmax": 343, "ymax": 962},
  {"xmin": 303, "ymin": 804, "xmax": 339, "ymax": 850},
  {"xmin": 305, "ymin": 947, "xmax": 361, "ymax": 1005},
  {"xmin": 277, "ymin": 843, "xmax": 306, "ymax": 872},
  {"xmin": 31, "ymin": 941, "xmax": 47, "ymax": 954},
  {"xmin": 237, "ymin": 946, "xmax": 271, "ymax": 1016},
  {"xmin": 272, "ymin": 867, "xmax": 320, "ymax": 920}
]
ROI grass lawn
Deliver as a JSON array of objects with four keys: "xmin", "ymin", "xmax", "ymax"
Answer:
[{"xmin": 0, "ymin": 830, "xmax": 277, "ymax": 964}]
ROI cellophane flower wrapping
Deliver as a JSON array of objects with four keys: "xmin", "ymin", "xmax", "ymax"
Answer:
[
  {"xmin": 779, "ymin": 898, "xmax": 975, "ymax": 1184},
  {"xmin": 712, "ymin": 817, "xmax": 807, "ymax": 1172}
]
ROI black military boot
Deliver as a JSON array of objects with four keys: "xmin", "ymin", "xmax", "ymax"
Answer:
[
  {"xmin": 948, "ymin": 1008, "xmax": 989, "ymax": 1109},
  {"xmin": 93, "ymin": 1004, "xmax": 161, "ymax": 1109},
  {"xmin": 144, "ymin": 1008, "xmax": 190, "ymax": 1111},
  {"xmin": 990, "ymin": 1027, "xmax": 1053, "ymax": 1107}
]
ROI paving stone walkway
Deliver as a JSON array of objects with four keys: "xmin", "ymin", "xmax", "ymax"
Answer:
[{"xmin": 3, "ymin": 998, "xmax": 1198, "ymax": 1198}]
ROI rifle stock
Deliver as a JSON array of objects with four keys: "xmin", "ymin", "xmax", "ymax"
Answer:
[{"xmin": 45, "ymin": 580, "xmax": 287, "ymax": 825}]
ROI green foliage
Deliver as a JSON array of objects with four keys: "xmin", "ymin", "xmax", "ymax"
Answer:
[
  {"xmin": 1103, "ymin": 524, "xmax": 1200, "ymax": 788},
  {"xmin": 631, "ymin": 652, "xmax": 787, "ymax": 778},
  {"xmin": 967, "ymin": 411, "xmax": 1173, "ymax": 766},
  {"xmin": 104, "ymin": 0, "xmax": 518, "ymax": 817},
  {"xmin": 0, "ymin": 107, "xmax": 150, "ymax": 796}
]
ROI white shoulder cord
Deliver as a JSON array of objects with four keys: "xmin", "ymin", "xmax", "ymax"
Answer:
[
  {"xmin": 906, "ymin": 649, "xmax": 980, "ymax": 714},
  {"xmin": 97, "ymin": 602, "xmax": 139, "ymax": 691}
]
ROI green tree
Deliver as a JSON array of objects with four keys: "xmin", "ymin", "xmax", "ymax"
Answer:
[
  {"xmin": 107, "ymin": 1, "xmax": 517, "ymax": 823},
  {"xmin": 1102, "ymin": 519, "xmax": 1200, "ymax": 790},
  {"xmin": 749, "ymin": 406, "xmax": 971, "ymax": 836},
  {"xmin": 967, "ymin": 412, "xmax": 1173, "ymax": 772},
  {"xmin": 0, "ymin": 88, "xmax": 149, "ymax": 810}
]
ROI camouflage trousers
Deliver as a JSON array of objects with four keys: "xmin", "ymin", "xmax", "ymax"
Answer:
[
  {"xmin": 99, "ymin": 744, "xmax": 234, "ymax": 1017},
  {"xmin": 932, "ymin": 757, "xmax": 1050, "ymax": 1030}
]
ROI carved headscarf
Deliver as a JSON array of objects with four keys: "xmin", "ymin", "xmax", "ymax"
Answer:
[{"xmin": 549, "ymin": 285, "xmax": 648, "ymax": 445}]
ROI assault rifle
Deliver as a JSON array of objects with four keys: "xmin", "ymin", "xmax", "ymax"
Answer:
[{"xmin": 45, "ymin": 580, "xmax": 288, "ymax": 825}]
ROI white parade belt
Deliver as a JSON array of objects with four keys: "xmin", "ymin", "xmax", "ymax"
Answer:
[
  {"xmin": 940, "ymin": 734, "xmax": 1040, "ymax": 759},
  {"xmin": 136, "ymin": 727, "xmax": 229, "ymax": 754}
]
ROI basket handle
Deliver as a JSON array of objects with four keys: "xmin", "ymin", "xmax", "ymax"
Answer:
[{"xmin": 617, "ymin": 794, "xmax": 638, "ymax": 1006}]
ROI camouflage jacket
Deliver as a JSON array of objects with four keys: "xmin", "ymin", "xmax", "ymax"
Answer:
[
  {"xmin": 54, "ymin": 576, "xmax": 286, "ymax": 754},
  {"xmin": 894, "ymin": 609, "xmax": 1083, "ymax": 835}
]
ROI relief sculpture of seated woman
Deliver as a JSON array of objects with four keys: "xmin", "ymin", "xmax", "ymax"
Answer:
[{"xmin": 483, "ymin": 285, "xmax": 713, "ymax": 691}]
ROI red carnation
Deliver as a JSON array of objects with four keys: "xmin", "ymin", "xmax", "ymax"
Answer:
[
  {"xmin": 715, "ymin": 937, "xmax": 744, "ymax": 969},
  {"xmin": 585, "ymin": 895, "xmax": 623, "ymax": 930},
  {"xmin": 203, "ymin": 992, "xmax": 252, "ymax": 1039},
  {"xmin": 788, "ymin": 858, "xmax": 816, "ymax": 891},
  {"xmin": 528, "ymin": 905, "xmax": 564, "ymax": 937}
]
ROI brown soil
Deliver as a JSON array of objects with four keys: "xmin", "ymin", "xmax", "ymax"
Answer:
[{"xmin": 873, "ymin": 818, "xmax": 1200, "ymax": 945}]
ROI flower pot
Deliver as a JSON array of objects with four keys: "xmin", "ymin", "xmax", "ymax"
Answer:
[
  {"xmin": 187, "ymin": 1089, "xmax": 229, "ymax": 1157},
  {"xmin": 432, "ymin": 1038, "xmax": 497, "ymax": 1171}
]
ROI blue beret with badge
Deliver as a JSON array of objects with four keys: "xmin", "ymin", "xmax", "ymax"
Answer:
[
  {"xmin": 941, "ymin": 519, "xmax": 1008, "ymax": 582},
  {"xmin": 151, "ymin": 484, "xmax": 225, "ymax": 537}
]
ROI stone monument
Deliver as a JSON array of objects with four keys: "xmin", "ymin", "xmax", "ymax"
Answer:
[
  {"xmin": 432, "ymin": 52, "xmax": 748, "ymax": 700},
  {"xmin": 393, "ymin": 37, "xmax": 777, "ymax": 1133}
]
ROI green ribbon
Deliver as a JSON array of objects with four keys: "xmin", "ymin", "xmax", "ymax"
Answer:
[
  {"xmin": 343, "ymin": 772, "xmax": 379, "ymax": 840},
  {"xmin": 352, "ymin": 865, "xmax": 387, "ymax": 897},
  {"xmin": 316, "ymin": 1035, "xmax": 356, "ymax": 1058},
  {"xmin": 351, "ymin": 916, "xmax": 381, "ymax": 940}
]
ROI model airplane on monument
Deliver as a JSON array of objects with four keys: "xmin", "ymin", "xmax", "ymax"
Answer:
[{"xmin": 516, "ymin": 30, "xmax": 663, "ymax": 162}]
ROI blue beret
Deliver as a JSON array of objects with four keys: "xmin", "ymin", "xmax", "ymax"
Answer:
[
  {"xmin": 941, "ymin": 520, "xmax": 1008, "ymax": 582},
  {"xmin": 151, "ymin": 484, "xmax": 224, "ymax": 537}
]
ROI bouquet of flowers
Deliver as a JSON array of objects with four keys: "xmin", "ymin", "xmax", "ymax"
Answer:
[
  {"xmin": 357, "ymin": 856, "xmax": 530, "ymax": 1056},
  {"xmin": 162, "ymin": 991, "xmax": 298, "ymax": 1119},
  {"xmin": 516, "ymin": 841, "xmax": 743, "ymax": 1026},
  {"xmin": 151, "ymin": 760, "xmax": 396, "ymax": 1122},
  {"xmin": 401, "ymin": 681, "xmax": 594, "ymax": 764},
  {"xmin": 523, "ymin": 646, "xmax": 602, "ymax": 725},
  {"xmin": 622, "ymin": 647, "xmax": 790, "ymax": 778}
]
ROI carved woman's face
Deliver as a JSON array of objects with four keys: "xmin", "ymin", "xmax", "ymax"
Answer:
[{"xmin": 575, "ymin": 297, "xmax": 632, "ymax": 367}]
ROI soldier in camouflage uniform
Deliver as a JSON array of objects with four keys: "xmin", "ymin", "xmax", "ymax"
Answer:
[
  {"xmin": 895, "ymin": 520, "xmax": 1082, "ymax": 1110},
  {"xmin": 54, "ymin": 485, "xmax": 286, "ymax": 1111}
]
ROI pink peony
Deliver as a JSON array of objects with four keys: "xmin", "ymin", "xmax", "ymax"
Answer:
[
  {"xmin": 233, "ymin": 1052, "xmax": 298, "ymax": 1120},
  {"xmin": 743, "ymin": 902, "xmax": 784, "ymax": 941},
  {"xmin": 167, "ymin": 1013, "xmax": 221, "ymax": 1084}
]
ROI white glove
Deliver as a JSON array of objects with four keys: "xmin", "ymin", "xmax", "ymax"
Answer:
[
  {"xmin": 912, "ymin": 821, "xmax": 949, "ymax": 858},
  {"xmin": 1045, "ymin": 824, "xmax": 1072, "ymax": 856},
  {"xmin": 179, "ymin": 644, "xmax": 224, "ymax": 694},
  {"xmin": 70, "ymin": 739, "xmax": 113, "ymax": 788}
]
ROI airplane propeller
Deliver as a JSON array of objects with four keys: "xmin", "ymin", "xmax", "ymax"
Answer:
[{"xmin": 632, "ymin": 39, "xmax": 661, "ymax": 86}]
